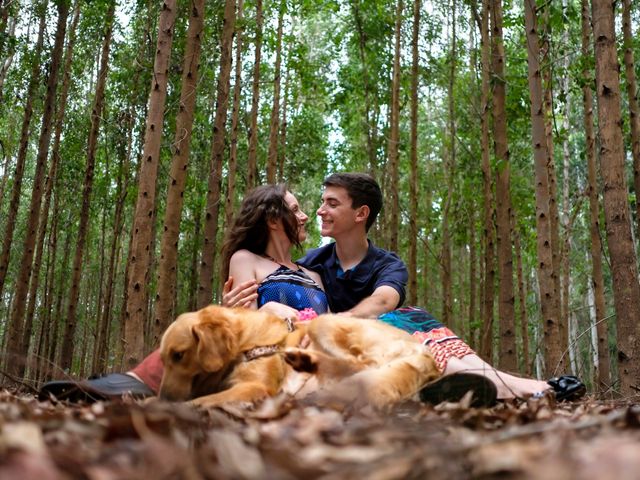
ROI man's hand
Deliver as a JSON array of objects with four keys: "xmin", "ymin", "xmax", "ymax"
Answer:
[{"xmin": 222, "ymin": 277, "xmax": 258, "ymax": 308}]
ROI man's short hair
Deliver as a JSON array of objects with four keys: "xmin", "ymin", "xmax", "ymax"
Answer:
[{"xmin": 323, "ymin": 172, "xmax": 382, "ymax": 231}]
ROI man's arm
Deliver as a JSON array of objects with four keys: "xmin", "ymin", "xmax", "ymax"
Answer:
[{"xmin": 345, "ymin": 285, "xmax": 400, "ymax": 318}]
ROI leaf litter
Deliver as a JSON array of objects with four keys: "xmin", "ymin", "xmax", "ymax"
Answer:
[{"xmin": 0, "ymin": 389, "xmax": 639, "ymax": 479}]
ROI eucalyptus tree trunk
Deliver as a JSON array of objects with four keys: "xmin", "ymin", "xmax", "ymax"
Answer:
[
  {"xmin": 245, "ymin": 0, "xmax": 262, "ymax": 191},
  {"xmin": 197, "ymin": 0, "xmax": 236, "ymax": 308},
  {"xmin": 560, "ymin": 0, "xmax": 573, "ymax": 372},
  {"xmin": 387, "ymin": 0, "xmax": 402, "ymax": 254},
  {"xmin": 0, "ymin": 0, "xmax": 47, "ymax": 304},
  {"xmin": 94, "ymin": 127, "xmax": 131, "ymax": 373},
  {"xmin": 23, "ymin": 0, "xmax": 81, "ymax": 367},
  {"xmin": 124, "ymin": 0, "xmax": 178, "ymax": 368},
  {"xmin": 352, "ymin": 0, "xmax": 378, "ymax": 177},
  {"xmin": 540, "ymin": 2, "xmax": 565, "ymax": 369},
  {"xmin": 581, "ymin": 0, "xmax": 609, "ymax": 390},
  {"xmin": 5, "ymin": 0, "xmax": 69, "ymax": 377},
  {"xmin": 59, "ymin": 1, "xmax": 115, "ymax": 372},
  {"xmin": 408, "ymin": 0, "xmax": 420, "ymax": 306},
  {"xmin": 225, "ymin": 0, "xmax": 244, "ymax": 230},
  {"xmin": 0, "ymin": 14, "xmax": 15, "ymax": 96},
  {"xmin": 278, "ymin": 69, "xmax": 289, "ymax": 181},
  {"xmin": 267, "ymin": 0, "xmax": 284, "ymax": 183},
  {"xmin": 490, "ymin": 0, "xmax": 516, "ymax": 371},
  {"xmin": 591, "ymin": 0, "xmax": 640, "ymax": 396},
  {"xmin": 440, "ymin": 0, "xmax": 455, "ymax": 326},
  {"xmin": 524, "ymin": 0, "xmax": 562, "ymax": 377},
  {"xmin": 513, "ymin": 223, "xmax": 530, "ymax": 375},
  {"xmin": 621, "ymin": 0, "xmax": 640, "ymax": 242},
  {"xmin": 478, "ymin": 0, "xmax": 496, "ymax": 361},
  {"xmin": 153, "ymin": 0, "xmax": 206, "ymax": 345}
]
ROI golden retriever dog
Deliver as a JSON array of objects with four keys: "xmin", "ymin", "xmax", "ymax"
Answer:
[{"xmin": 159, "ymin": 305, "xmax": 440, "ymax": 409}]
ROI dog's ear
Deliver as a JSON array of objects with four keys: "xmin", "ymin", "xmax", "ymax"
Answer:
[{"xmin": 192, "ymin": 320, "xmax": 237, "ymax": 372}]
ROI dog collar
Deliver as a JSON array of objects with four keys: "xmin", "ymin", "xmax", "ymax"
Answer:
[{"xmin": 241, "ymin": 345, "xmax": 281, "ymax": 362}]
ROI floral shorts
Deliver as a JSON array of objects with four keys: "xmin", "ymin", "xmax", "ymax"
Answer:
[{"xmin": 412, "ymin": 327, "xmax": 475, "ymax": 373}]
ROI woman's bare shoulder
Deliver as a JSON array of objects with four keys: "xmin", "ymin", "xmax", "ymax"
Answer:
[
  {"xmin": 229, "ymin": 249, "xmax": 259, "ymax": 263},
  {"xmin": 300, "ymin": 267, "xmax": 325, "ymax": 290}
]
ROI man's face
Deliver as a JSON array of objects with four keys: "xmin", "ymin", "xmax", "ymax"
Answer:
[{"xmin": 317, "ymin": 186, "xmax": 360, "ymax": 238}]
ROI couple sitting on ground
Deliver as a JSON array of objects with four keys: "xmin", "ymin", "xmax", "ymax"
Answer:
[{"xmin": 40, "ymin": 172, "xmax": 585, "ymax": 406}]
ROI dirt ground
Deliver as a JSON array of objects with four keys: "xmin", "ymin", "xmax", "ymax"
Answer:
[{"xmin": 1, "ymin": 390, "xmax": 639, "ymax": 479}]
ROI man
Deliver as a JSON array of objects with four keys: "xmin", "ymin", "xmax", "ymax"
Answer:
[{"xmin": 40, "ymin": 173, "xmax": 581, "ymax": 405}]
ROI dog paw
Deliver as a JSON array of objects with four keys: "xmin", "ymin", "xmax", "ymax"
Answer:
[{"xmin": 284, "ymin": 348, "xmax": 318, "ymax": 373}]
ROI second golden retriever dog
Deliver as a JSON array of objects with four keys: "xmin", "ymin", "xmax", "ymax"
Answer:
[{"xmin": 159, "ymin": 305, "xmax": 440, "ymax": 409}]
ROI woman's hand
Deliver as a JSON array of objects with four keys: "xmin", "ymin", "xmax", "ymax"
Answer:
[{"xmin": 222, "ymin": 277, "xmax": 258, "ymax": 308}]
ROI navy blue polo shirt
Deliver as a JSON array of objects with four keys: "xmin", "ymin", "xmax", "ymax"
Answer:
[{"xmin": 297, "ymin": 241, "xmax": 408, "ymax": 313}]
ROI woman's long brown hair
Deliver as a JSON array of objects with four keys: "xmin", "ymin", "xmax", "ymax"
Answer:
[{"xmin": 220, "ymin": 184, "xmax": 301, "ymax": 282}]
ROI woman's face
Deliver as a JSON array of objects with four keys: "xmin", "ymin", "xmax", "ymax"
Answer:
[{"xmin": 284, "ymin": 191, "xmax": 309, "ymax": 242}]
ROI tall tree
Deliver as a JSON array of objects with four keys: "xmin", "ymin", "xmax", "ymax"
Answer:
[
  {"xmin": 491, "ymin": 0, "xmax": 516, "ymax": 371},
  {"xmin": 153, "ymin": 0, "xmax": 207, "ymax": 345},
  {"xmin": 245, "ymin": 0, "xmax": 263, "ymax": 191},
  {"xmin": 477, "ymin": 0, "xmax": 496, "ymax": 361},
  {"xmin": 387, "ymin": 0, "xmax": 402, "ymax": 253},
  {"xmin": 441, "ymin": 0, "xmax": 456, "ymax": 326},
  {"xmin": 591, "ymin": 0, "xmax": 640, "ymax": 396},
  {"xmin": 408, "ymin": 0, "xmax": 420, "ymax": 306},
  {"xmin": 0, "ymin": 0, "xmax": 48, "ymax": 303},
  {"xmin": 581, "ymin": 0, "xmax": 609, "ymax": 389},
  {"xmin": 23, "ymin": 0, "xmax": 82, "ymax": 367},
  {"xmin": 5, "ymin": 0, "xmax": 69, "ymax": 376},
  {"xmin": 123, "ymin": 0, "xmax": 179, "ymax": 367},
  {"xmin": 197, "ymin": 0, "xmax": 236, "ymax": 308},
  {"xmin": 266, "ymin": 0, "xmax": 285, "ymax": 183},
  {"xmin": 59, "ymin": 1, "xmax": 116, "ymax": 371},
  {"xmin": 524, "ymin": 0, "xmax": 562, "ymax": 376},
  {"xmin": 225, "ymin": 0, "xmax": 244, "ymax": 229},
  {"xmin": 621, "ymin": 0, "xmax": 640, "ymax": 241}
]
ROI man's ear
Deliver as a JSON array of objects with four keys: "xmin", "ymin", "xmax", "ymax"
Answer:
[{"xmin": 354, "ymin": 205, "xmax": 370, "ymax": 225}]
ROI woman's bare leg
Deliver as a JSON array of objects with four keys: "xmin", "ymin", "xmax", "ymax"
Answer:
[{"xmin": 442, "ymin": 353, "xmax": 549, "ymax": 399}]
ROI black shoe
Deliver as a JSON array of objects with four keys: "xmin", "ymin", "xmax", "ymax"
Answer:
[
  {"xmin": 419, "ymin": 373, "xmax": 498, "ymax": 408},
  {"xmin": 547, "ymin": 375, "xmax": 586, "ymax": 401},
  {"xmin": 39, "ymin": 373, "xmax": 154, "ymax": 403}
]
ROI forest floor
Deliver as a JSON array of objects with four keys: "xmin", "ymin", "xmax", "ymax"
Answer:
[{"xmin": 0, "ymin": 389, "xmax": 638, "ymax": 479}]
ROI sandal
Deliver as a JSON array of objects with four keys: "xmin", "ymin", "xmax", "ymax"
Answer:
[{"xmin": 419, "ymin": 372, "xmax": 498, "ymax": 408}]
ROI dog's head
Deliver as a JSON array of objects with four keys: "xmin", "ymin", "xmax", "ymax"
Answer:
[{"xmin": 159, "ymin": 305, "xmax": 238, "ymax": 401}]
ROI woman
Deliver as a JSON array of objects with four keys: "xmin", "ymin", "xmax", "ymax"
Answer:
[{"xmin": 220, "ymin": 184, "xmax": 329, "ymax": 320}]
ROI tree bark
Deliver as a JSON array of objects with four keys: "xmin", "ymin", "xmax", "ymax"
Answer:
[
  {"xmin": 266, "ymin": 0, "xmax": 284, "ymax": 183},
  {"xmin": 197, "ymin": 0, "xmax": 236, "ymax": 308},
  {"xmin": 0, "ymin": 0, "xmax": 47, "ymax": 303},
  {"xmin": 59, "ymin": 1, "xmax": 115, "ymax": 371},
  {"xmin": 621, "ymin": 0, "xmax": 640, "ymax": 242},
  {"xmin": 478, "ymin": 0, "xmax": 495, "ymax": 361},
  {"xmin": 124, "ymin": 0, "xmax": 178, "ymax": 368},
  {"xmin": 491, "ymin": 0, "xmax": 516, "ymax": 371},
  {"xmin": 513, "ymin": 223, "xmax": 530, "ymax": 375},
  {"xmin": 581, "ymin": 0, "xmax": 610, "ymax": 389},
  {"xmin": 408, "ymin": 0, "xmax": 420, "ymax": 306},
  {"xmin": 225, "ymin": 0, "xmax": 244, "ymax": 231},
  {"xmin": 5, "ymin": 0, "xmax": 69, "ymax": 377},
  {"xmin": 23, "ymin": 0, "xmax": 81, "ymax": 367},
  {"xmin": 387, "ymin": 0, "xmax": 402, "ymax": 254},
  {"xmin": 245, "ymin": 0, "xmax": 263, "ymax": 191},
  {"xmin": 153, "ymin": 0, "xmax": 206, "ymax": 345},
  {"xmin": 591, "ymin": 0, "xmax": 640, "ymax": 396},
  {"xmin": 540, "ymin": 1, "xmax": 565, "ymax": 373},
  {"xmin": 524, "ymin": 0, "xmax": 561, "ymax": 376}
]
